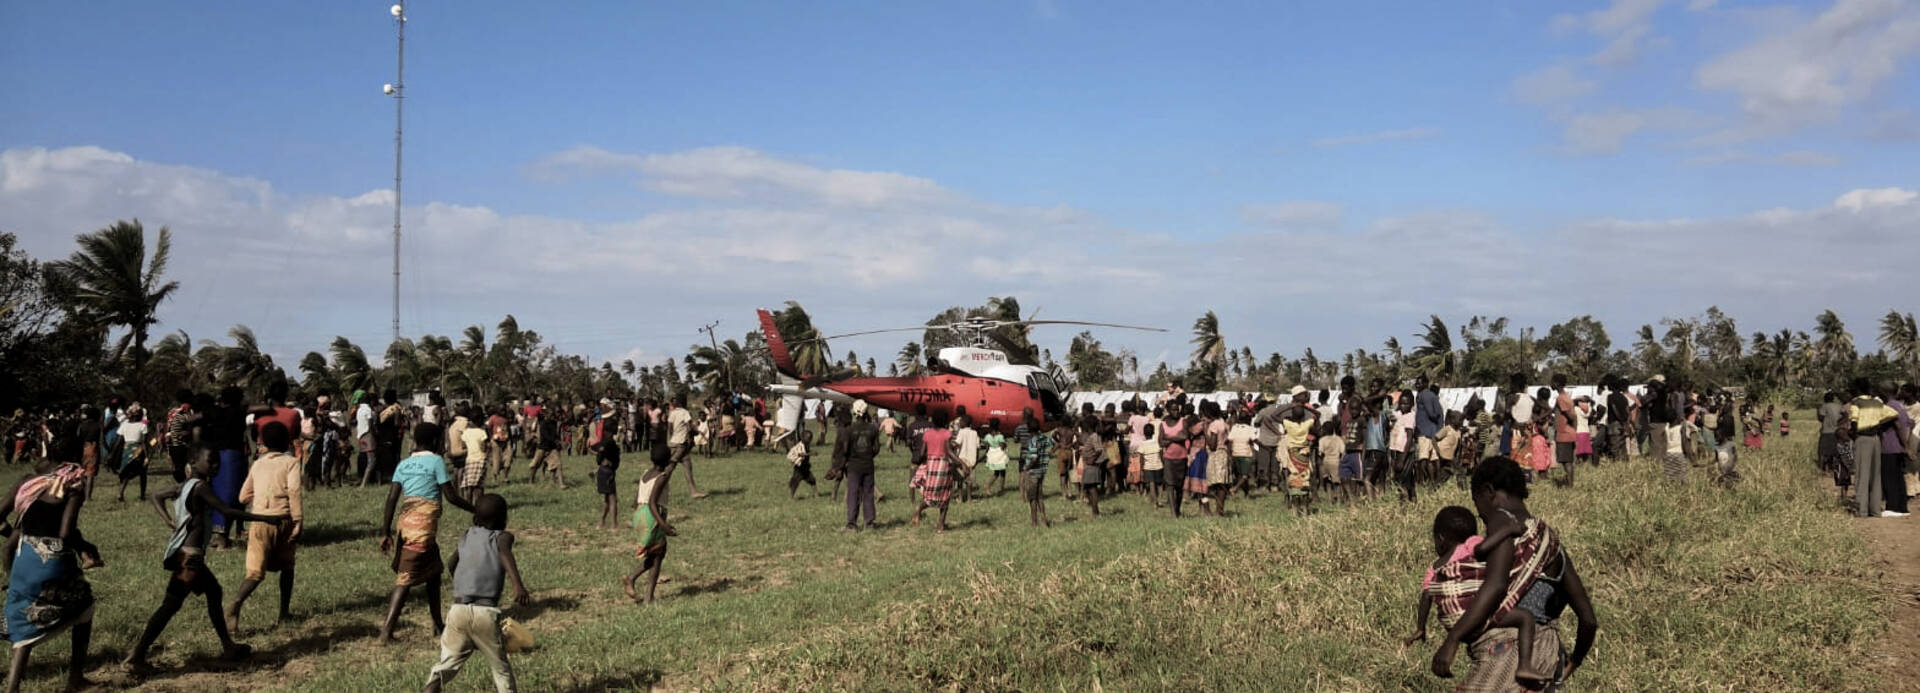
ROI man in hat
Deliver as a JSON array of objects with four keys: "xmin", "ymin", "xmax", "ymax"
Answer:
[{"xmin": 1252, "ymin": 393, "xmax": 1287, "ymax": 492}]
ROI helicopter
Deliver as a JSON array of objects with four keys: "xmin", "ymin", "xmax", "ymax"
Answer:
[{"xmin": 756, "ymin": 309, "xmax": 1164, "ymax": 434}]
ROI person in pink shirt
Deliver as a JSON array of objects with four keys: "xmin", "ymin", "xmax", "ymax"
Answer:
[{"xmin": 1391, "ymin": 393, "xmax": 1416, "ymax": 502}]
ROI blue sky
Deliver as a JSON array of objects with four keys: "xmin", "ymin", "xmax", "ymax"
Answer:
[{"xmin": 3, "ymin": 0, "xmax": 1918, "ymax": 373}]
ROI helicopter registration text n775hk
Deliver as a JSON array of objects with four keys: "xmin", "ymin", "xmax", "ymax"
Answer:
[{"xmin": 757, "ymin": 309, "xmax": 1163, "ymax": 435}]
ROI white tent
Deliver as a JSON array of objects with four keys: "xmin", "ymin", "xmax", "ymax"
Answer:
[{"xmin": 1068, "ymin": 385, "xmax": 1645, "ymax": 415}]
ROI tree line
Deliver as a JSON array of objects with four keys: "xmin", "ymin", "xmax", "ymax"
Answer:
[{"xmin": 3, "ymin": 220, "xmax": 1915, "ymax": 412}]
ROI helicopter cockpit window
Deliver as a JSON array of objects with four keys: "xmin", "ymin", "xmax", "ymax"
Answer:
[{"xmin": 1028, "ymin": 373, "xmax": 1066, "ymax": 420}]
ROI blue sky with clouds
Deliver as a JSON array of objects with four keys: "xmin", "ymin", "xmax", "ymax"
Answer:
[{"xmin": 3, "ymin": 0, "xmax": 1918, "ymax": 372}]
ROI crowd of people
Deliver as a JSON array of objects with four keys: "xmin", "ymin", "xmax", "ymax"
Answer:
[
  {"xmin": 0, "ymin": 368, "xmax": 1912, "ymax": 692},
  {"xmin": 0, "ymin": 383, "xmax": 739, "ymax": 692}
]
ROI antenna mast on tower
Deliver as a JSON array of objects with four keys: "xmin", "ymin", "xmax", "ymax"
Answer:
[{"xmin": 385, "ymin": 2, "xmax": 407, "ymax": 343}]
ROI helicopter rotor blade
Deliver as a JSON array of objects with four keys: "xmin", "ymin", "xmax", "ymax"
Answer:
[
  {"xmin": 999, "ymin": 320, "xmax": 1168, "ymax": 333},
  {"xmin": 788, "ymin": 325, "xmax": 956, "ymax": 345},
  {"xmin": 783, "ymin": 318, "xmax": 1163, "ymax": 347}
]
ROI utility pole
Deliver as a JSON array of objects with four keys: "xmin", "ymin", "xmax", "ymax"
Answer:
[
  {"xmin": 386, "ymin": 2, "xmax": 407, "ymax": 344},
  {"xmin": 699, "ymin": 321, "xmax": 733, "ymax": 395}
]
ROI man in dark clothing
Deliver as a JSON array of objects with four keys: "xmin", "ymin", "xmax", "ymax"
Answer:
[
  {"xmin": 837, "ymin": 408, "xmax": 880, "ymax": 530},
  {"xmin": 1714, "ymin": 396, "xmax": 1738, "ymax": 484},
  {"xmin": 1414, "ymin": 375, "xmax": 1445, "ymax": 484},
  {"xmin": 1605, "ymin": 377, "xmax": 1632, "ymax": 463},
  {"xmin": 365, "ymin": 389, "xmax": 405, "ymax": 485},
  {"xmin": 903, "ymin": 405, "xmax": 931, "ymax": 501}
]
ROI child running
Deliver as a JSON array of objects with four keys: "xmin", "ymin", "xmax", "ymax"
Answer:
[
  {"xmin": 378, "ymin": 423, "xmax": 479, "ymax": 643},
  {"xmin": 1406, "ymin": 505, "xmax": 1549, "ymax": 685},
  {"xmin": 625, "ymin": 431, "xmax": 678, "ymax": 604},
  {"xmin": 424, "ymin": 493, "xmax": 531, "ymax": 693},
  {"xmin": 225, "ymin": 422, "xmax": 304, "ymax": 633},
  {"xmin": 124, "ymin": 441, "xmax": 289, "ymax": 673},
  {"xmin": 787, "ymin": 430, "xmax": 817, "ymax": 499}
]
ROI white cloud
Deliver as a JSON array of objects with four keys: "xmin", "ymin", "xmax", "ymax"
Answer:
[
  {"xmin": 8, "ymin": 145, "xmax": 1919, "ymax": 371},
  {"xmin": 1239, "ymin": 201, "xmax": 1343, "ymax": 229},
  {"xmin": 1680, "ymin": 149, "xmax": 1843, "ymax": 167},
  {"xmin": 1688, "ymin": 0, "xmax": 1719, "ymax": 10},
  {"xmin": 0, "ymin": 146, "xmax": 1150, "ymax": 364},
  {"xmin": 1695, "ymin": 0, "xmax": 1920, "ymax": 142},
  {"xmin": 1868, "ymin": 108, "xmax": 1920, "ymax": 141},
  {"xmin": 1510, "ymin": 65, "xmax": 1598, "ymax": 108},
  {"xmin": 1833, "ymin": 186, "xmax": 1918, "ymax": 211},
  {"xmin": 1560, "ymin": 107, "xmax": 1707, "ymax": 154},
  {"xmin": 1555, "ymin": 0, "xmax": 1669, "ymax": 65},
  {"xmin": 1310, "ymin": 128, "xmax": 1439, "ymax": 148},
  {"xmin": 529, "ymin": 145, "xmax": 951, "ymax": 209}
]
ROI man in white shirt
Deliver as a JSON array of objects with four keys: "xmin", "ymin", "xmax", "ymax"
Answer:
[
  {"xmin": 666, "ymin": 394, "xmax": 706, "ymax": 499},
  {"xmin": 352, "ymin": 392, "xmax": 375, "ymax": 482}
]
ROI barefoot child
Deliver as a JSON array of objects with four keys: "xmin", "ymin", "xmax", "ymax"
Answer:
[
  {"xmin": 226, "ymin": 422, "xmax": 304, "ymax": 634},
  {"xmin": 787, "ymin": 430, "xmax": 817, "ymax": 499},
  {"xmin": 378, "ymin": 423, "xmax": 478, "ymax": 643},
  {"xmin": 1135, "ymin": 424, "xmax": 1162, "ymax": 504},
  {"xmin": 124, "ymin": 446, "xmax": 289, "ymax": 673},
  {"xmin": 1015, "ymin": 409, "xmax": 1053, "ymax": 528},
  {"xmin": 594, "ymin": 401, "xmax": 622, "ymax": 530},
  {"xmin": 624, "ymin": 441, "xmax": 677, "ymax": 604},
  {"xmin": 424, "ymin": 493, "xmax": 531, "ymax": 693},
  {"xmin": 1406, "ymin": 506, "xmax": 1549, "ymax": 685},
  {"xmin": 1075, "ymin": 417, "xmax": 1104, "ymax": 518},
  {"xmin": 982, "ymin": 422, "xmax": 1008, "ymax": 497}
]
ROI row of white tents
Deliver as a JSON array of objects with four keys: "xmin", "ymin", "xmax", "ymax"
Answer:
[
  {"xmin": 1066, "ymin": 385, "xmax": 1649, "ymax": 416},
  {"xmin": 773, "ymin": 385, "xmax": 1650, "ymax": 431}
]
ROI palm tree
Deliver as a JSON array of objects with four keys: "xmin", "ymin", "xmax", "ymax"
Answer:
[
  {"xmin": 328, "ymin": 337, "xmax": 377, "ymax": 395},
  {"xmin": 1117, "ymin": 348, "xmax": 1141, "ymax": 387},
  {"xmin": 1633, "ymin": 325, "xmax": 1663, "ymax": 376},
  {"xmin": 493, "ymin": 315, "xmax": 540, "ymax": 398},
  {"xmin": 1814, "ymin": 310, "xmax": 1853, "ymax": 364},
  {"xmin": 896, "ymin": 341, "xmax": 925, "ymax": 377},
  {"xmin": 1660, "ymin": 318, "xmax": 1697, "ymax": 378},
  {"xmin": 686, "ymin": 339, "xmax": 754, "ymax": 394},
  {"xmin": 213, "ymin": 325, "xmax": 281, "ymax": 396},
  {"xmin": 299, "ymin": 351, "xmax": 338, "ymax": 396},
  {"xmin": 141, "ymin": 329, "xmax": 201, "ymax": 397},
  {"xmin": 1411, "ymin": 315, "xmax": 1456, "ymax": 384},
  {"xmin": 1879, "ymin": 310, "xmax": 1918, "ymax": 373},
  {"xmin": 774, "ymin": 301, "xmax": 832, "ymax": 377},
  {"xmin": 45, "ymin": 220, "xmax": 179, "ymax": 380},
  {"xmin": 416, "ymin": 334, "xmax": 454, "ymax": 394},
  {"xmin": 384, "ymin": 338, "xmax": 422, "ymax": 394},
  {"xmin": 1189, "ymin": 311, "xmax": 1225, "ymax": 389},
  {"xmin": 984, "ymin": 296, "xmax": 1039, "ymax": 364}
]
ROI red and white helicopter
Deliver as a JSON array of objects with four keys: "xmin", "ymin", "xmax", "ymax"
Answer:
[{"xmin": 756, "ymin": 309, "xmax": 1163, "ymax": 434}]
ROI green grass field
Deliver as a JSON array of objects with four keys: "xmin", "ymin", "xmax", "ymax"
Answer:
[{"xmin": 25, "ymin": 424, "xmax": 1888, "ymax": 692}]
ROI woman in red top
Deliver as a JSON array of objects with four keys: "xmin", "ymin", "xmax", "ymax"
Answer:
[{"xmin": 911, "ymin": 414, "xmax": 955, "ymax": 533}]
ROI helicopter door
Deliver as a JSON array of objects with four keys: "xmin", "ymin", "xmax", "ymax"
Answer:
[{"xmin": 1028, "ymin": 373, "xmax": 1066, "ymax": 422}]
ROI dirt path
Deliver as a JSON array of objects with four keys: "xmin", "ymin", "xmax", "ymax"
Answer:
[{"xmin": 1858, "ymin": 515, "xmax": 1920, "ymax": 691}]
